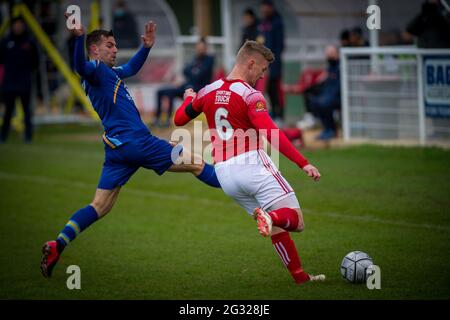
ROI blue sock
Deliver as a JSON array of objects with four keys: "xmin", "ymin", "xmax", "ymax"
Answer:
[
  {"xmin": 56, "ymin": 205, "xmax": 99, "ymax": 252},
  {"xmin": 196, "ymin": 163, "xmax": 221, "ymax": 188}
]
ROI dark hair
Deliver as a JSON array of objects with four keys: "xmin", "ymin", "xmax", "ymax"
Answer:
[
  {"xmin": 198, "ymin": 36, "xmax": 207, "ymax": 45},
  {"xmin": 86, "ymin": 29, "xmax": 114, "ymax": 52},
  {"xmin": 244, "ymin": 8, "xmax": 256, "ymax": 17},
  {"xmin": 340, "ymin": 29, "xmax": 350, "ymax": 41}
]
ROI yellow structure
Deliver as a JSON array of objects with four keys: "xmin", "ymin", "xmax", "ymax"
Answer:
[{"xmin": 11, "ymin": 3, "xmax": 99, "ymax": 120}]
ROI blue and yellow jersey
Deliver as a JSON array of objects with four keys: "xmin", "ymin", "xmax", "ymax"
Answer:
[{"xmin": 74, "ymin": 35, "xmax": 151, "ymax": 146}]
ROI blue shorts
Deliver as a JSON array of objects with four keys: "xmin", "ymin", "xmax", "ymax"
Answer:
[{"xmin": 98, "ymin": 134, "xmax": 182, "ymax": 190}]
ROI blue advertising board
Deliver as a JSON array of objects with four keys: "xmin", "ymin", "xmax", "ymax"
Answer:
[{"xmin": 423, "ymin": 55, "xmax": 450, "ymax": 118}]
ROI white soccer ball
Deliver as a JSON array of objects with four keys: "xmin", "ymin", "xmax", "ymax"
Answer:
[{"xmin": 340, "ymin": 251, "xmax": 374, "ymax": 283}]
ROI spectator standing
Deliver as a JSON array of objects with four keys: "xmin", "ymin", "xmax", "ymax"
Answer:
[
  {"xmin": 0, "ymin": 17, "xmax": 39, "ymax": 143},
  {"xmin": 113, "ymin": 0, "xmax": 139, "ymax": 48},
  {"xmin": 241, "ymin": 8, "xmax": 259, "ymax": 46},
  {"xmin": 406, "ymin": 0, "xmax": 450, "ymax": 48},
  {"xmin": 258, "ymin": 0, "xmax": 285, "ymax": 124}
]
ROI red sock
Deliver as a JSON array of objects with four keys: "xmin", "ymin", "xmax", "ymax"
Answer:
[
  {"xmin": 269, "ymin": 207, "xmax": 299, "ymax": 231},
  {"xmin": 271, "ymin": 231, "xmax": 309, "ymax": 284}
]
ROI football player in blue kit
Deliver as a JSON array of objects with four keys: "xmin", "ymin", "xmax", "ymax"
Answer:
[{"xmin": 40, "ymin": 18, "xmax": 220, "ymax": 278}]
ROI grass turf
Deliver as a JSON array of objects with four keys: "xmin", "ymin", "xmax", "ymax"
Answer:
[{"xmin": 0, "ymin": 125, "xmax": 449, "ymax": 299}]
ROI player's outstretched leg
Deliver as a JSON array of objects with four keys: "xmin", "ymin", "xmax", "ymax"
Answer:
[
  {"xmin": 41, "ymin": 188, "xmax": 119, "ymax": 278},
  {"xmin": 195, "ymin": 162, "xmax": 221, "ymax": 188},
  {"xmin": 40, "ymin": 240, "xmax": 60, "ymax": 278},
  {"xmin": 270, "ymin": 229, "xmax": 325, "ymax": 284},
  {"xmin": 168, "ymin": 147, "xmax": 221, "ymax": 188},
  {"xmin": 41, "ymin": 205, "xmax": 99, "ymax": 278}
]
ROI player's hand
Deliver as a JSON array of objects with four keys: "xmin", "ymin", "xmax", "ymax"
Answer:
[
  {"xmin": 302, "ymin": 164, "xmax": 321, "ymax": 182},
  {"xmin": 64, "ymin": 12, "xmax": 84, "ymax": 36},
  {"xmin": 184, "ymin": 88, "xmax": 197, "ymax": 100},
  {"xmin": 141, "ymin": 21, "xmax": 156, "ymax": 48}
]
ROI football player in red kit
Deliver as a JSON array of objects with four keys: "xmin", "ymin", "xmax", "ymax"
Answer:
[{"xmin": 174, "ymin": 40, "xmax": 325, "ymax": 284}]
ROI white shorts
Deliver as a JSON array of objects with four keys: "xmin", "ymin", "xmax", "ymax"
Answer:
[{"xmin": 214, "ymin": 149, "xmax": 299, "ymax": 215}]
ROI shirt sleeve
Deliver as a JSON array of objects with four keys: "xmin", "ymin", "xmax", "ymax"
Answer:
[
  {"xmin": 174, "ymin": 86, "xmax": 208, "ymax": 126},
  {"xmin": 247, "ymin": 92, "xmax": 309, "ymax": 168},
  {"xmin": 191, "ymin": 89, "xmax": 206, "ymax": 113},
  {"xmin": 73, "ymin": 35, "xmax": 101, "ymax": 85},
  {"xmin": 174, "ymin": 96, "xmax": 199, "ymax": 126},
  {"xmin": 113, "ymin": 46, "xmax": 150, "ymax": 79}
]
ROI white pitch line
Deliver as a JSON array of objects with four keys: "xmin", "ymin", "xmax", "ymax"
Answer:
[
  {"xmin": 0, "ymin": 144, "xmax": 104, "ymax": 160},
  {"xmin": 302, "ymin": 209, "xmax": 450, "ymax": 232},
  {"xmin": 0, "ymin": 171, "xmax": 232, "ymax": 208},
  {"xmin": 0, "ymin": 171, "xmax": 449, "ymax": 232}
]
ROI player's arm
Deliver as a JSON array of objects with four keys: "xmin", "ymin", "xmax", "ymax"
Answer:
[
  {"xmin": 73, "ymin": 35, "xmax": 100, "ymax": 84},
  {"xmin": 65, "ymin": 14, "xmax": 99, "ymax": 84},
  {"xmin": 113, "ymin": 21, "xmax": 155, "ymax": 79},
  {"xmin": 174, "ymin": 88, "xmax": 202, "ymax": 126},
  {"xmin": 247, "ymin": 93, "xmax": 320, "ymax": 181}
]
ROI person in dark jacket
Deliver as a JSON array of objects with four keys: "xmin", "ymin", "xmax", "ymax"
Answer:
[
  {"xmin": 112, "ymin": 0, "xmax": 139, "ymax": 48},
  {"xmin": 241, "ymin": 8, "xmax": 259, "ymax": 46},
  {"xmin": 308, "ymin": 46, "xmax": 341, "ymax": 141},
  {"xmin": 153, "ymin": 37, "xmax": 214, "ymax": 127},
  {"xmin": 258, "ymin": 0, "xmax": 285, "ymax": 123},
  {"xmin": 406, "ymin": 0, "xmax": 450, "ymax": 48},
  {"xmin": 0, "ymin": 17, "xmax": 39, "ymax": 143}
]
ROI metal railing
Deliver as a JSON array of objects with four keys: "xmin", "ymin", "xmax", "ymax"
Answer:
[{"xmin": 340, "ymin": 47, "xmax": 450, "ymax": 146}]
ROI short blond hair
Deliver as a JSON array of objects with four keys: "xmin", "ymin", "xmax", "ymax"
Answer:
[{"xmin": 237, "ymin": 40, "xmax": 275, "ymax": 63}]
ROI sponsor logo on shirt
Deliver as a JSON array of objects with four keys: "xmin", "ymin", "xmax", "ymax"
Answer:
[
  {"xmin": 215, "ymin": 90, "xmax": 231, "ymax": 104},
  {"xmin": 255, "ymin": 101, "xmax": 266, "ymax": 112}
]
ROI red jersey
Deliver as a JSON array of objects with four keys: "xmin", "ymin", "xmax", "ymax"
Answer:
[
  {"xmin": 175, "ymin": 78, "xmax": 309, "ymax": 168},
  {"xmin": 193, "ymin": 78, "xmax": 268, "ymax": 162}
]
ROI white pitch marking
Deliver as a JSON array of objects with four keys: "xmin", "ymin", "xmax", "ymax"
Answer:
[{"xmin": 1, "ymin": 171, "xmax": 449, "ymax": 232}]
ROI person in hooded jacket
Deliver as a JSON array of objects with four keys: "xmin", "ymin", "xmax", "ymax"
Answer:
[{"xmin": 0, "ymin": 17, "xmax": 39, "ymax": 143}]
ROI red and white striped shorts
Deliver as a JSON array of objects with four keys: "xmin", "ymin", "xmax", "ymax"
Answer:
[{"xmin": 214, "ymin": 149, "xmax": 300, "ymax": 214}]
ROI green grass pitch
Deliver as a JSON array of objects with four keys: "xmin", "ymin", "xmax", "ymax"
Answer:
[{"xmin": 0, "ymin": 125, "xmax": 449, "ymax": 299}]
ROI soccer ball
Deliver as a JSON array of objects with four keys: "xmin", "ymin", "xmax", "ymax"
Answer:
[{"xmin": 340, "ymin": 251, "xmax": 374, "ymax": 283}]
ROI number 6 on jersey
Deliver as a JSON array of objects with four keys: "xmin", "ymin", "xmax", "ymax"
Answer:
[{"xmin": 215, "ymin": 107, "xmax": 234, "ymax": 141}]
